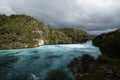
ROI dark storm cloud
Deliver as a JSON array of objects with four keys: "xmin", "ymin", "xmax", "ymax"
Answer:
[{"xmin": 0, "ymin": 0, "xmax": 120, "ymax": 34}]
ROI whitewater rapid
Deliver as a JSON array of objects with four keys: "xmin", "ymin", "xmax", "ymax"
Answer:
[{"xmin": 0, "ymin": 41, "xmax": 101, "ymax": 80}]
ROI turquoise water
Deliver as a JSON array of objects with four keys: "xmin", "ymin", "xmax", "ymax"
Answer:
[{"xmin": 0, "ymin": 41, "xmax": 101, "ymax": 80}]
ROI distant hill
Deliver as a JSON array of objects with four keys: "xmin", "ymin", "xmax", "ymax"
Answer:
[
  {"xmin": 0, "ymin": 14, "xmax": 93, "ymax": 49},
  {"xmin": 59, "ymin": 28, "xmax": 94, "ymax": 43}
]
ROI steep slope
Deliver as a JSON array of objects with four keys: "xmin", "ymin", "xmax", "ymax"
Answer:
[
  {"xmin": 0, "ymin": 14, "xmax": 46, "ymax": 49},
  {"xmin": 0, "ymin": 14, "xmax": 92, "ymax": 49},
  {"xmin": 59, "ymin": 28, "xmax": 93, "ymax": 43},
  {"xmin": 93, "ymin": 29, "xmax": 120, "ymax": 58},
  {"xmin": 67, "ymin": 29, "xmax": 120, "ymax": 80}
]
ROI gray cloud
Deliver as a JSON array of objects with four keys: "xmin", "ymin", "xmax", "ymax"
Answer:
[{"xmin": 0, "ymin": 0, "xmax": 120, "ymax": 34}]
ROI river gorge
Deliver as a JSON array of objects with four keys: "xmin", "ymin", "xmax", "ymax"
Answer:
[{"xmin": 0, "ymin": 41, "xmax": 101, "ymax": 80}]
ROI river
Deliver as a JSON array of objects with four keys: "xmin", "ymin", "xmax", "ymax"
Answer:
[{"xmin": 0, "ymin": 41, "xmax": 101, "ymax": 80}]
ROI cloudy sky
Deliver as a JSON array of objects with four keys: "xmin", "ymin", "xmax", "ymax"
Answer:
[{"xmin": 0, "ymin": 0, "xmax": 120, "ymax": 34}]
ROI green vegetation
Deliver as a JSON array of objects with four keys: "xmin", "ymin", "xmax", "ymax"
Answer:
[
  {"xmin": 93, "ymin": 29, "xmax": 120, "ymax": 58},
  {"xmin": 0, "ymin": 14, "xmax": 93, "ymax": 49},
  {"xmin": 67, "ymin": 29, "xmax": 120, "ymax": 80},
  {"xmin": 0, "ymin": 14, "xmax": 44, "ymax": 49},
  {"xmin": 44, "ymin": 28, "xmax": 72, "ymax": 44},
  {"xmin": 68, "ymin": 54, "xmax": 94, "ymax": 74},
  {"xmin": 59, "ymin": 28, "xmax": 93, "ymax": 43},
  {"xmin": 45, "ymin": 69, "xmax": 71, "ymax": 80},
  {"xmin": 78, "ymin": 55, "xmax": 120, "ymax": 80},
  {"xmin": 68, "ymin": 54, "xmax": 95, "ymax": 80},
  {"xmin": 0, "ymin": 14, "xmax": 120, "ymax": 80},
  {"xmin": 68, "ymin": 55, "xmax": 120, "ymax": 80}
]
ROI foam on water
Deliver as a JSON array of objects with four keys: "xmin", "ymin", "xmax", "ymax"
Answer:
[{"xmin": 0, "ymin": 41, "xmax": 101, "ymax": 80}]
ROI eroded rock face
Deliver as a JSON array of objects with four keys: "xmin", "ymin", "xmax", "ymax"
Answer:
[{"xmin": 38, "ymin": 40, "xmax": 44, "ymax": 46}]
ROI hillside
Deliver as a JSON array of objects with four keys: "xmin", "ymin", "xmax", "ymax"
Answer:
[
  {"xmin": 59, "ymin": 28, "xmax": 93, "ymax": 43},
  {"xmin": 0, "ymin": 14, "xmax": 92, "ymax": 49},
  {"xmin": 67, "ymin": 29, "xmax": 120, "ymax": 80},
  {"xmin": 93, "ymin": 29, "xmax": 120, "ymax": 58}
]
